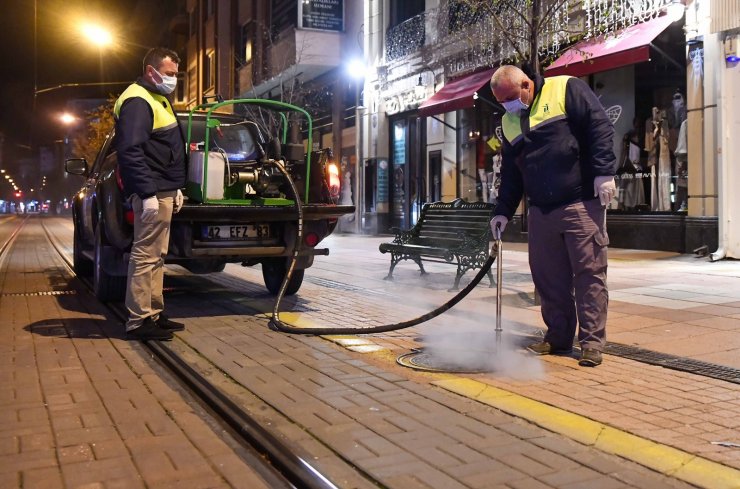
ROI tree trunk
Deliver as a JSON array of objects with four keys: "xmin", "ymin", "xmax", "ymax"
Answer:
[{"xmin": 530, "ymin": 0, "xmax": 541, "ymax": 75}]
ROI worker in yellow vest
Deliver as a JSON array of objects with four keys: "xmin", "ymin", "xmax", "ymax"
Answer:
[
  {"xmin": 489, "ymin": 65, "xmax": 617, "ymax": 367},
  {"xmin": 114, "ymin": 47, "xmax": 186, "ymax": 340}
]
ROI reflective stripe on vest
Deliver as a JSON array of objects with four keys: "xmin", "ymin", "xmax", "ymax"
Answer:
[
  {"xmin": 113, "ymin": 83, "xmax": 178, "ymax": 132},
  {"xmin": 501, "ymin": 75, "xmax": 571, "ymax": 146}
]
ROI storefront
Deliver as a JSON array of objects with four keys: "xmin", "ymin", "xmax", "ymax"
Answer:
[{"xmin": 542, "ymin": 14, "xmax": 716, "ymax": 252}]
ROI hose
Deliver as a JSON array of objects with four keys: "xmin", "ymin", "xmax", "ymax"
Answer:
[{"xmin": 268, "ymin": 159, "xmax": 499, "ymax": 336}]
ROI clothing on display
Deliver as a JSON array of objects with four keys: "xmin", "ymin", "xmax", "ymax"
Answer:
[
  {"xmin": 674, "ymin": 119, "xmax": 688, "ymax": 211},
  {"xmin": 617, "ymin": 129, "xmax": 645, "ymax": 210},
  {"xmin": 645, "ymin": 107, "xmax": 672, "ymax": 211}
]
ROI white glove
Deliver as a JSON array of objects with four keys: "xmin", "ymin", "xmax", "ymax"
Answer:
[
  {"xmin": 141, "ymin": 196, "xmax": 159, "ymax": 223},
  {"xmin": 174, "ymin": 189, "xmax": 184, "ymax": 214},
  {"xmin": 490, "ymin": 215, "xmax": 508, "ymax": 240},
  {"xmin": 594, "ymin": 176, "xmax": 616, "ymax": 206}
]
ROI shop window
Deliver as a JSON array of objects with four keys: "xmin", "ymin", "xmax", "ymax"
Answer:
[
  {"xmin": 189, "ymin": 8, "xmax": 198, "ymax": 38},
  {"xmin": 204, "ymin": 0, "xmax": 215, "ymax": 19},
  {"xmin": 239, "ymin": 22, "xmax": 255, "ymax": 65},
  {"xmin": 175, "ymin": 74, "xmax": 185, "ymax": 106},
  {"xmin": 203, "ymin": 51, "xmax": 215, "ymax": 90},
  {"xmin": 389, "ymin": 0, "xmax": 424, "ymax": 28},
  {"xmin": 188, "ymin": 66, "xmax": 197, "ymax": 104}
]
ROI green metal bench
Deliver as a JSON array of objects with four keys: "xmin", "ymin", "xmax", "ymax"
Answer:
[{"xmin": 379, "ymin": 199, "xmax": 496, "ymax": 290}]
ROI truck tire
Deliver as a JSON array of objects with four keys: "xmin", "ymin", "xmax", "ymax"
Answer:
[
  {"xmin": 73, "ymin": 227, "xmax": 93, "ymax": 276},
  {"xmin": 93, "ymin": 223, "xmax": 127, "ymax": 302},
  {"xmin": 262, "ymin": 258, "xmax": 304, "ymax": 296}
]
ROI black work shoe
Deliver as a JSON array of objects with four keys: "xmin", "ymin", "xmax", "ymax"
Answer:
[
  {"xmin": 127, "ymin": 318, "xmax": 173, "ymax": 341},
  {"xmin": 579, "ymin": 349, "xmax": 602, "ymax": 367},
  {"xmin": 526, "ymin": 341, "xmax": 572, "ymax": 356},
  {"xmin": 156, "ymin": 314, "xmax": 185, "ymax": 331}
]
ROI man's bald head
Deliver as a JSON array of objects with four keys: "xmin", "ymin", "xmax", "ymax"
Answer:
[{"xmin": 490, "ymin": 65, "xmax": 534, "ymax": 107}]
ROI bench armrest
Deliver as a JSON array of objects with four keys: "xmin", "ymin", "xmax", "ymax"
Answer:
[
  {"xmin": 389, "ymin": 226, "xmax": 416, "ymax": 244},
  {"xmin": 455, "ymin": 230, "xmax": 491, "ymax": 253}
]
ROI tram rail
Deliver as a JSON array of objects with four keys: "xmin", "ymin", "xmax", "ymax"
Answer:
[{"xmin": 28, "ymin": 216, "xmax": 346, "ymax": 489}]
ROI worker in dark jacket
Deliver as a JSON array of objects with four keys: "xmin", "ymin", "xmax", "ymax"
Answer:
[
  {"xmin": 489, "ymin": 65, "xmax": 617, "ymax": 367},
  {"xmin": 114, "ymin": 47, "xmax": 186, "ymax": 340}
]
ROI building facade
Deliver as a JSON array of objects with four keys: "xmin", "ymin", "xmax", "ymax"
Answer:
[
  {"xmin": 179, "ymin": 0, "xmax": 739, "ymax": 256},
  {"xmin": 180, "ymin": 0, "xmax": 364, "ymax": 231}
]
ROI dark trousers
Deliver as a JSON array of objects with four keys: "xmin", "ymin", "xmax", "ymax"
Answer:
[{"xmin": 528, "ymin": 199, "xmax": 609, "ymax": 351}]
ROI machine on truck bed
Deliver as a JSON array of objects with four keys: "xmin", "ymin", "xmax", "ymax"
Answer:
[{"xmin": 65, "ymin": 98, "xmax": 355, "ymax": 302}]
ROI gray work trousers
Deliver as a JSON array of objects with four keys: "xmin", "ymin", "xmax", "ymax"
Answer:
[
  {"xmin": 528, "ymin": 199, "xmax": 609, "ymax": 351},
  {"xmin": 125, "ymin": 192, "xmax": 175, "ymax": 331}
]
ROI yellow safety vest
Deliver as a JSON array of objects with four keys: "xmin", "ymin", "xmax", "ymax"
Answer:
[
  {"xmin": 113, "ymin": 83, "xmax": 178, "ymax": 132},
  {"xmin": 501, "ymin": 75, "xmax": 571, "ymax": 146}
]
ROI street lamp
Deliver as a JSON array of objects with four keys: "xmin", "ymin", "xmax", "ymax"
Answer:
[
  {"xmin": 347, "ymin": 58, "xmax": 367, "ymax": 234},
  {"xmin": 59, "ymin": 112, "xmax": 77, "ymax": 125},
  {"xmin": 80, "ymin": 23, "xmax": 114, "ymax": 48}
]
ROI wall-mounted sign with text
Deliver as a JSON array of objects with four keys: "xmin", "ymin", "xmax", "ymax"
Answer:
[{"xmin": 299, "ymin": 0, "xmax": 344, "ymax": 32}]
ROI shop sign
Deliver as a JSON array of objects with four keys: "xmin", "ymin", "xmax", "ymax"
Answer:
[
  {"xmin": 384, "ymin": 88, "xmax": 428, "ymax": 115},
  {"xmin": 299, "ymin": 0, "xmax": 344, "ymax": 32},
  {"xmin": 377, "ymin": 159, "xmax": 389, "ymax": 205}
]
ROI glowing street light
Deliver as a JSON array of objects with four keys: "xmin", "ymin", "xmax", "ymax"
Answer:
[
  {"xmin": 81, "ymin": 23, "xmax": 113, "ymax": 47},
  {"xmin": 59, "ymin": 112, "xmax": 77, "ymax": 125},
  {"xmin": 346, "ymin": 58, "xmax": 368, "ymax": 80}
]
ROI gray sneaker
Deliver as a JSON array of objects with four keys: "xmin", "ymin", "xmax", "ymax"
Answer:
[
  {"xmin": 526, "ymin": 341, "xmax": 572, "ymax": 355},
  {"xmin": 578, "ymin": 349, "xmax": 602, "ymax": 367}
]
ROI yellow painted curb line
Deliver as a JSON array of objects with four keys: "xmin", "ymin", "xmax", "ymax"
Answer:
[{"xmin": 433, "ymin": 378, "xmax": 740, "ymax": 489}]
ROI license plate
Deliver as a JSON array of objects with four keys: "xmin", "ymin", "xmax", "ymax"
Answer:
[{"xmin": 201, "ymin": 224, "xmax": 270, "ymax": 240}]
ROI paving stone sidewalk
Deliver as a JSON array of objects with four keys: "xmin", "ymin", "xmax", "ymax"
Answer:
[
  {"xmin": 39, "ymin": 216, "xmax": 740, "ymax": 488},
  {"xmin": 0, "ymin": 220, "xmax": 271, "ymax": 488}
]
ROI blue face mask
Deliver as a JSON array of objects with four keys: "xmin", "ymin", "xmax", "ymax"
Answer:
[{"xmin": 502, "ymin": 97, "xmax": 529, "ymax": 116}]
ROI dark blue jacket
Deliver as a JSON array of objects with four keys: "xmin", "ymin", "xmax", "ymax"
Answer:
[
  {"xmin": 114, "ymin": 78, "xmax": 186, "ymax": 199},
  {"xmin": 495, "ymin": 74, "xmax": 617, "ymax": 219}
]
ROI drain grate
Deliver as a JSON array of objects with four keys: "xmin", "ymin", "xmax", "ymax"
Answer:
[
  {"xmin": 604, "ymin": 343, "xmax": 740, "ymax": 385},
  {"xmin": 305, "ymin": 277, "xmax": 393, "ymax": 297},
  {"xmin": 1, "ymin": 290, "xmax": 77, "ymax": 297}
]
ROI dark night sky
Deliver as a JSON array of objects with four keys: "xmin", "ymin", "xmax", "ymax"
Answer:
[{"xmin": 0, "ymin": 0, "xmax": 180, "ymax": 175}]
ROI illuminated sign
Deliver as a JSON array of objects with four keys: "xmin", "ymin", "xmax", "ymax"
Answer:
[{"xmin": 299, "ymin": 0, "xmax": 344, "ymax": 32}]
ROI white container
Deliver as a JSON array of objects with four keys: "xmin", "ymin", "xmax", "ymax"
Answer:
[{"xmin": 188, "ymin": 150, "xmax": 225, "ymax": 201}]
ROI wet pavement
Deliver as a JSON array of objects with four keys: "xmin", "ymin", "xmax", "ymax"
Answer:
[{"xmin": 1, "ymin": 214, "xmax": 739, "ymax": 488}]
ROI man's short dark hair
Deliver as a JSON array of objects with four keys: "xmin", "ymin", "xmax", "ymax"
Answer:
[{"xmin": 143, "ymin": 47, "xmax": 180, "ymax": 73}]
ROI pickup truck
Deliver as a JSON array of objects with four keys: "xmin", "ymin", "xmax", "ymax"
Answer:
[{"xmin": 65, "ymin": 101, "xmax": 355, "ymax": 302}]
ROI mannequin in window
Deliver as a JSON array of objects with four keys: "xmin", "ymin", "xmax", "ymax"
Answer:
[
  {"xmin": 667, "ymin": 91, "xmax": 687, "ymax": 152},
  {"xmin": 674, "ymin": 118, "xmax": 688, "ymax": 211},
  {"xmin": 645, "ymin": 107, "xmax": 671, "ymax": 211},
  {"xmin": 617, "ymin": 118, "xmax": 645, "ymax": 210}
]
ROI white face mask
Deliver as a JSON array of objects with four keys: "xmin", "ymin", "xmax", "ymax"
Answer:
[
  {"xmin": 152, "ymin": 66, "xmax": 177, "ymax": 94},
  {"xmin": 502, "ymin": 97, "xmax": 529, "ymax": 116}
]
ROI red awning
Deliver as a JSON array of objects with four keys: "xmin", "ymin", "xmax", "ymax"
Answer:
[
  {"xmin": 418, "ymin": 68, "xmax": 496, "ymax": 117},
  {"xmin": 545, "ymin": 15, "xmax": 675, "ymax": 77}
]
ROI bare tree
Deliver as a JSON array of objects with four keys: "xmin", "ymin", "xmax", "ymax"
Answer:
[
  {"xmin": 451, "ymin": 0, "xmax": 674, "ymax": 74},
  {"xmin": 451, "ymin": 0, "xmax": 579, "ymax": 74},
  {"xmin": 71, "ymin": 96, "xmax": 116, "ymax": 164}
]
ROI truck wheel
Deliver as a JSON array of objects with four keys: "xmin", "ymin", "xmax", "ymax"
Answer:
[
  {"xmin": 93, "ymin": 224, "xmax": 127, "ymax": 302},
  {"xmin": 73, "ymin": 227, "xmax": 93, "ymax": 276},
  {"xmin": 262, "ymin": 258, "xmax": 304, "ymax": 296}
]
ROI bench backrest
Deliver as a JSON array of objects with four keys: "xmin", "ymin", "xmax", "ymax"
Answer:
[{"xmin": 413, "ymin": 200, "xmax": 494, "ymax": 247}]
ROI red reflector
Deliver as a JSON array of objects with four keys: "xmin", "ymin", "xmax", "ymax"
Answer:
[
  {"xmin": 304, "ymin": 232, "xmax": 320, "ymax": 247},
  {"xmin": 125, "ymin": 210, "xmax": 135, "ymax": 225}
]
